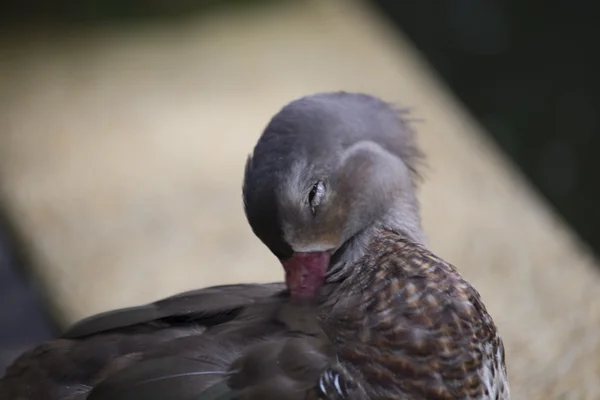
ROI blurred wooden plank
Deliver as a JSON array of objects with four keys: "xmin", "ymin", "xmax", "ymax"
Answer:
[{"xmin": 0, "ymin": 0, "xmax": 599, "ymax": 398}]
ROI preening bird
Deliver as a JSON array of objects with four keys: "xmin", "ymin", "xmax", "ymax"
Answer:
[{"xmin": 0, "ymin": 92, "xmax": 509, "ymax": 400}]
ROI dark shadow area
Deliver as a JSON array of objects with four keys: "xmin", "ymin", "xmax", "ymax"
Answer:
[
  {"xmin": 0, "ymin": 0, "xmax": 285, "ymax": 30},
  {"xmin": 371, "ymin": 0, "xmax": 600, "ymax": 256},
  {"xmin": 0, "ymin": 211, "xmax": 58, "ymax": 376}
]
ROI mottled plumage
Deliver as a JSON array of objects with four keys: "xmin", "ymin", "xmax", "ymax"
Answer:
[
  {"xmin": 318, "ymin": 229, "xmax": 508, "ymax": 399},
  {"xmin": 0, "ymin": 91, "xmax": 508, "ymax": 400}
]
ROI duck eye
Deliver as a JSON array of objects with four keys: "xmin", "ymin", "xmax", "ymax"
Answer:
[{"xmin": 308, "ymin": 181, "xmax": 325, "ymax": 215}]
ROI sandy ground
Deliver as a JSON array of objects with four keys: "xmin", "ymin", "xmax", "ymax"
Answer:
[{"xmin": 0, "ymin": 0, "xmax": 599, "ymax": 398}]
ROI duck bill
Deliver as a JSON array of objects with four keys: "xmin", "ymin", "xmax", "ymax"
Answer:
[{"xmin": 282, "ymin": 251, "xmax": 332, "ymax": 301}]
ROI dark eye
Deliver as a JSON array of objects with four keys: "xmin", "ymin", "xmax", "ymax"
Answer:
[{"xmin": 308, "ymin": 181, "xmax": 325, "ymax": 215}]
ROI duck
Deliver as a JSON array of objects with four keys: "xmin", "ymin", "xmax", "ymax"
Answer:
[{"xmin": 0, "ymin": 91, "xmax": 509, "ymax": 400}]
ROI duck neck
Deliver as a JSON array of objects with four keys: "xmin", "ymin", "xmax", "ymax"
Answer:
[{"xmin": 326, "ymin": 197, "xmax": 426, "ymax": 284}]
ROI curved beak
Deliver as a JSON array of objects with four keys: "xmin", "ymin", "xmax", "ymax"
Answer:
[{"xmin": 282, "ymin": 250, "xmax": 332, "ymax": 301}]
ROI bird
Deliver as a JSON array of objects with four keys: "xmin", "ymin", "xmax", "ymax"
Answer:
[{"xmin": 0, "ymin": 91, "xmax": 509, "ymax": 400}]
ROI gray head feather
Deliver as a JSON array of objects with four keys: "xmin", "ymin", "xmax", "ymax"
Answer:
[{"xmin": 243, "ymin": 91, "xmax": 427, "ymax": 268}]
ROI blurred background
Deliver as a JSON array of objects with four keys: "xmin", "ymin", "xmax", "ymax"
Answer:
[{"xmin": 0, "ymin": 0, "xmax": 599, "ymax": 398}]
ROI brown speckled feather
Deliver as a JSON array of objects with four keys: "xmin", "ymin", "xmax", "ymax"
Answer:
[{"xmin": 319, "ymin": 229, "xmax": 508, "ymax": 399}]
